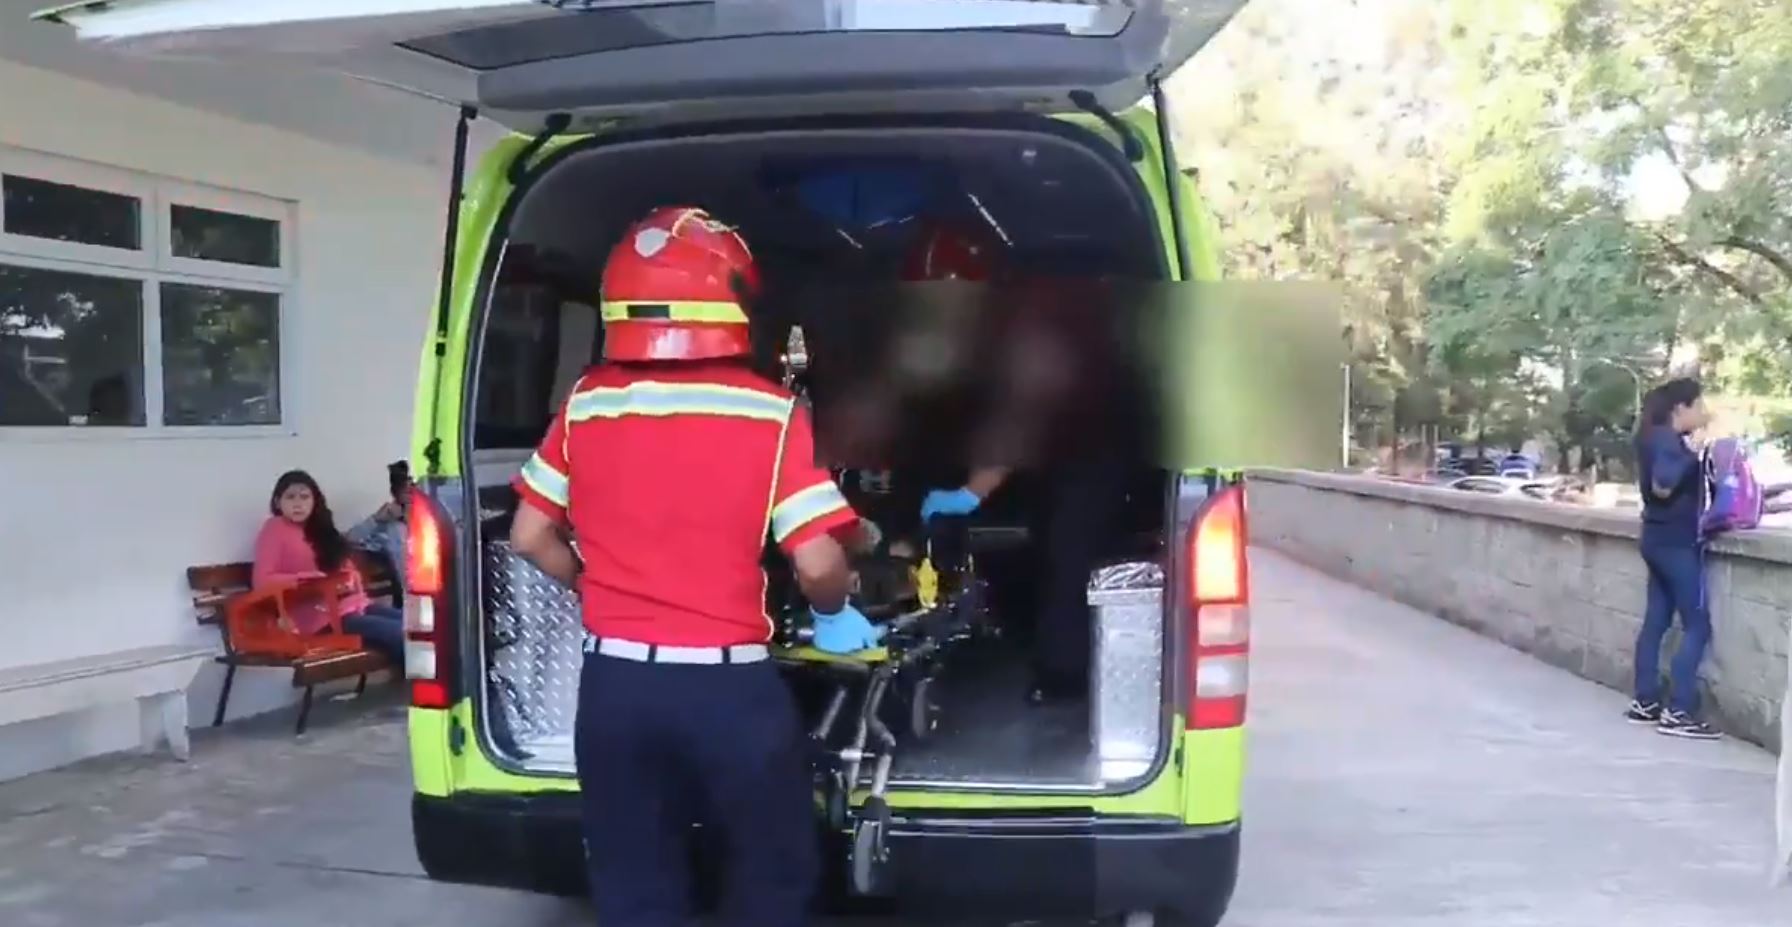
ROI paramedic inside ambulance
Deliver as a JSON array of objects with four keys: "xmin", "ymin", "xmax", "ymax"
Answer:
[{"xmin": 897, "ymin": 219, "xmax": 1136, "ymax": 706}]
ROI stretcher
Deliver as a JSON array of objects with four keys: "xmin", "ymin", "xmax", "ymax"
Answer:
[{"xmin": 771, "ymin": 517, "xmax": 997, "ymax": 895}]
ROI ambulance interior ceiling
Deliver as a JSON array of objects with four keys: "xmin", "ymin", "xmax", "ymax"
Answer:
[{"xmin": 501, "ymin": 125, "xmax": 1165, "ymax": 307}]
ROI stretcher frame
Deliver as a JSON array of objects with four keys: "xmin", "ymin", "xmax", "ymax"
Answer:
[{"xmin": 771, "ymin": 527, "xmax": 994, "ymax": 896}]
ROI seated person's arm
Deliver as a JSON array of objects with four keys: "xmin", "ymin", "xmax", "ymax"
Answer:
[
  {"xmin": 344, "ymin": 512, "xmax": 380, "ymax": 549},
  {"xmin": 346, "ymin": 494, "xmax": 405, "ymax": 549}
]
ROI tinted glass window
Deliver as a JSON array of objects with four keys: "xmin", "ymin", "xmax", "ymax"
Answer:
[
  {"xmin": 2, "ymin": 175, "xmax": 142, "ymax": 251},
  {"xmin": 170, "ymin": 205, "xmax": 282, "ymax": 268},
  {"xmin": 159, "ymin": 283, "xmax": 281, "ymax": 426},
  {"xmin": 0, "ymin": 263, "xmax": 144, "ymax": 426},
  {"xmin": 475, "ymin": 285, "xmax": 566, "ymax": 450},
  {"xmin": 402, "ymin": 0, "xmax": 1130, "ymax": 70}
]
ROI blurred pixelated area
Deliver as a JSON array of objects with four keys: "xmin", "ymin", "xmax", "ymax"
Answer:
[{"xmin": 764, "ymin": 280, "xmax": 1342, "ymax": 473}]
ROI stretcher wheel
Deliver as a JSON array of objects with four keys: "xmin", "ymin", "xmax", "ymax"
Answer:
[
  {"xmin": 908, "ymin": 677, "xmax": 938, "ymax": 742},
  {"xmin": 824, "ymin": 771, "xmax": 849, "ymax": 833},
  {"xmin": 849, "ymin": 797, "xmax": 892, "ymax": 896}
]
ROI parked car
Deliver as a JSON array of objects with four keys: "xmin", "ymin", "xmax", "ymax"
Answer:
[
  {"xmin": 1446, "ymin": 476, "xmax": 1554, "ymax": 499},
  {"xmin": 1497, "ymin": 453, "xmax": 1539, "ymax": 479}
]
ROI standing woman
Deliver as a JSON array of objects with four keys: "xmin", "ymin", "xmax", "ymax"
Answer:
[
  {"xmin": 253, "ymin": 470, "xmax": 406, "ymax": 666},
  {"xmin": 1625, "ymin": 378, "xmax": 1721, "ymax": 739}
]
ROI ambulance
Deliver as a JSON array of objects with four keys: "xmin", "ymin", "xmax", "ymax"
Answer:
[{"xmin": 43, "ymin": 3, "xmax": 1254, "ymax": 924}]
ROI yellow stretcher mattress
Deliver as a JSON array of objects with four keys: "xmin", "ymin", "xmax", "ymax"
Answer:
[{"xmin": 772, "ymin": 645, "xmax": 891, "ymax": 666}]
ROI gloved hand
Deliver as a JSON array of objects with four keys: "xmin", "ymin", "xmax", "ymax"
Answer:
[
  {"xmin": 810, "ymin": 603, "xmax": 886, "ymax": 654},
  {"xmin": 920, "ymin": 487, "xmax": 982, "ymax": 522}
]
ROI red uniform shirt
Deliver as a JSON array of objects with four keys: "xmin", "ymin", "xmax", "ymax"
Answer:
[{"xmin": 513, "ymin": 361, "xmax": 859, "ymax": 647}]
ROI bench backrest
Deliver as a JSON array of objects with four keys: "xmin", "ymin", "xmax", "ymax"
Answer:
[{"xmin": 187, "ymin": 552, "xmax": 399, "ymax": 625}]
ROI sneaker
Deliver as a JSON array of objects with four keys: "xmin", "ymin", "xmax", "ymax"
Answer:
[
  {"xmin": 1623, "ymin": 700, "xmax": 1662, "ymax": 724},
  {"xmin": 1657, "ymin": 711, "xmax": 1722, "ymax": 740}
]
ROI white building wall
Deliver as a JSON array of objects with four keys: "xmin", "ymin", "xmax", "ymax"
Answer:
[{"xmin": 0, "ymin": 57, "xmax": 461, "ymax": 780}]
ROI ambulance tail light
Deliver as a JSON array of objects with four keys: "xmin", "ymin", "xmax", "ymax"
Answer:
[
  {"xmin": 1187, "ymin": 484, "xmax": 1250, "ymax": 730},
  {"xmin": 404, "ymin": 487, "xmax": 455, "ymax": 710}
]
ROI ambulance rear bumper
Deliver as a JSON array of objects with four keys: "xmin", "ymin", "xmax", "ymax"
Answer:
[{"xmin": 413, "ymin": 792, "xmax": 1239, "ymax": 922}]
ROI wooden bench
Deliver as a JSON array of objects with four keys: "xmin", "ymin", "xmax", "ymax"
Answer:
[
  {"xmin": 187, "ymin": 551, "xmax": 399, "ymax": 735},
  {"xmin": 0, "ymin": 646, "xmax": 212, "ymax": 761}
]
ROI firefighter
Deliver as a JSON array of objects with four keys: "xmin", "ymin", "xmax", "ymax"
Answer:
[
  {"xmin": 508, "ymin": 205, "xmax": 879, "ymax": 927},
  {"xmin": 906, "ymin": 222, "xmax": 1127, "ymax": 705}
]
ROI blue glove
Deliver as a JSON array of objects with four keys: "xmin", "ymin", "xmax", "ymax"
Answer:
[
  {"xmin": 810, "ymin": 604, "xmax": 886, "ymax": 654},
  {"xmin": 920, "ymin": 487, "xmax": 982, "ymax": 522}
]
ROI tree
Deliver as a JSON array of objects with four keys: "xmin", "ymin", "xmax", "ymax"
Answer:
[
  {"xmin": 1425, "ymin": 0, "xmax": 1792, "ymax": 470},
  {"xmin": 1169, "ymin": 0, "xmax": 1468, "ymax": 465}
]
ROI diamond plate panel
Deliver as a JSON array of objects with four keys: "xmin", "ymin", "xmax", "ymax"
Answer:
[
  {"xmin": 1088, "ymin": 568, "xmax": 1164, "ymax": 777},
  {"xmin": 483, "ymin": 541, "xmax": 583, "ymax": 749}
]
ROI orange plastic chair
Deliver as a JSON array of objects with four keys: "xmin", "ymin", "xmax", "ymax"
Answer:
[{"xmin": 223, "ymin": 570, "xmax": 366, "ymax": 660}]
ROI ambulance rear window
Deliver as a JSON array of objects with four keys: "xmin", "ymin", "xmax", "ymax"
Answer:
[{"xmin": 400, "ymin": 0, "xmax": 1132, "ymax": 72}]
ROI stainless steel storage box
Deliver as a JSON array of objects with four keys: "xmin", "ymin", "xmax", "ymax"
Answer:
[
  {"xmin": 484, "ymin": 540, "xmax": 583, "ymax": 755},
  {"xmin": 1088, "ymin": 561, "xmax": 1166, "ymax": 784}
]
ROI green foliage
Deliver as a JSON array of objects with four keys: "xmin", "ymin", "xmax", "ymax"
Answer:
[
  {"xmin": 1172, "ymin": 0, "xmax": 1792, "ymax": 470},
  {"xmin": 1171, "ymin": 0, "xmax": 1463, "ymax": 455}
]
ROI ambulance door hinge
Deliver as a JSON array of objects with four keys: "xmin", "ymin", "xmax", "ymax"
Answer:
[
  {"xmin": 507, "ymin": 112, "xmax": 573, "ymax": 186},
  {"xmin": 1069, "ymin": 89, "xmax": 1144, "ymax": 162},
  {"xmin": 448, "ymin": 713, "xmax": 467, "ymax": 756}
]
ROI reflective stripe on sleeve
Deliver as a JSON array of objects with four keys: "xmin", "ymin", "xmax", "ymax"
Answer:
[
  {"xmin": 566, "ymin": 381, "xmax": 789, "ymax": 423},
  {"xmin": 520, "ymin": 453, "xmax": 570, "ymax": 508},
  {"xmin": 770, "ymin": 480, "xmax": 851, "ymax": 544}
]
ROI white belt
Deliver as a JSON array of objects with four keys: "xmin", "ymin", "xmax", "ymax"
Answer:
[{"xmin": 583, "ymin": 635, "xmax": 768, "ymax": 665}]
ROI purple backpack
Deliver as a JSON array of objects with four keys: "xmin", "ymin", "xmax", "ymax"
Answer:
[{"xmin": 1702, "ymin": 437, "xmax": 1763, "ymax": 536}]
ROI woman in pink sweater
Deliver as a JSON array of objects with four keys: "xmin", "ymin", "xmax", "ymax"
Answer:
[{"xmin": 253, "ymin": 470, "xmax": 405, "ymax": 665}]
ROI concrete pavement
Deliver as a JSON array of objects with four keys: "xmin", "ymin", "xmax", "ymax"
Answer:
[
  {"xmin": 1231, "ymin": 552, "xmax": 1783, "ymax": 926},
  {"xmin": 0, "ymin": 551, "xmax": 1781, "ymax": 926}
]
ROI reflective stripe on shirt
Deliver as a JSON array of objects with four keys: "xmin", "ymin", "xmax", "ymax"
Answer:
[
  {"xmin": 566, "ymin": 381, "xmax": 791, "ymax": 424},
  {"xmin": 770, "ymin": 480, "xmax": 851, "ymax": 544}
]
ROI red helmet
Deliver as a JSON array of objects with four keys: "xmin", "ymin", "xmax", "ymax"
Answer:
[
  {"xmin": 900, "ymin": 221, "xmax": 1001, "ymax": 282},
  {"xmin": 601, "ymin": 206, "xmax": 760, "ymax": 362}
]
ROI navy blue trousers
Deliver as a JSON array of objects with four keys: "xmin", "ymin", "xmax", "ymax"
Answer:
[
  {"xmin": 1633, "ymin": 542, "xmax": 1712, "ymax": 716},
  {"xmin": 575, "ymin": 652, "xmax": 817, "ymax": 927},
  {"xmin": 1032, "ymin": 460, "xmax": 1127, "ymax": 686}
]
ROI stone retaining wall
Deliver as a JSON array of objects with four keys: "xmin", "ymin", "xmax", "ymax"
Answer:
[{"xmin": 1249, "ymin": 470, "xmax": 1791, "ymax": 749}]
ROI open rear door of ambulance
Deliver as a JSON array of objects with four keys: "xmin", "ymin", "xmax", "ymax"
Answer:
[{"xmin": 37, "ymin": 0, "xmax": 1248, "ymax": 131}]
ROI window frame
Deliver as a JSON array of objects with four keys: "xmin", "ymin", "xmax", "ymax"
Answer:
[{"xmin": 0, "ymin": 145, "xmax": 297, "ymax": 440}]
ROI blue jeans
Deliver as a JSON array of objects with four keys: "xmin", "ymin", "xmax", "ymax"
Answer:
[
  {"xmin": 1633, "ymin": 543, "xmax": 1711, "ymax": 716},
  {"xmin": 342, "ymin": 603, "xmax": 405, "ymax": 667}
]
